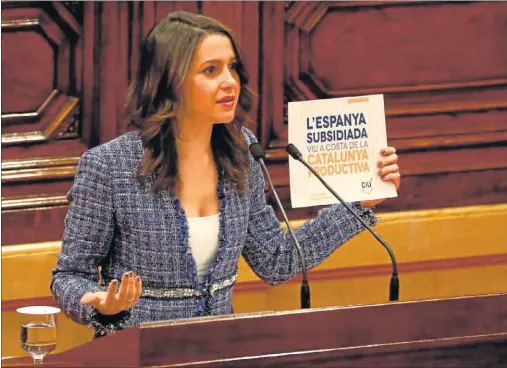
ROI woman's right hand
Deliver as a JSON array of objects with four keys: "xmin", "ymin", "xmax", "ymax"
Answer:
[{"xmin": 80, "ymin": 271, "xmax": 142, "ymax": 315}]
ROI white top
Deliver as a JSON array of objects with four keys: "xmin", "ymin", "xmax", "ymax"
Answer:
[{"xmin": 187, "ymin": 213, "xmax": 220, "ymax": 280}]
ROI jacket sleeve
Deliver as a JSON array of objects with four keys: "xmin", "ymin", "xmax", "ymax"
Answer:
[
  {"xmin": 241, "ymin": 129, "xmax": 377, "ymax": 285},
  {"xmin": 50, "ymin": 150, "xmax": 129, "ymax": 332}
]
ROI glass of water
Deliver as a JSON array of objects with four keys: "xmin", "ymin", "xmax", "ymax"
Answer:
[{"xmin": 16, "ymin": 306, "xmax": 61, "ymax": 364}]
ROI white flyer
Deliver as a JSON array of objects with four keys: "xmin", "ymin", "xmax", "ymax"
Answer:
[{"xmin": 288, "ymin": 94, "xmax": 398, "ymax": 208}]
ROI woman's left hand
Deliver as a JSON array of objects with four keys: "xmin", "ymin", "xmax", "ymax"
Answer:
[{"xmin": 359, "ymin": 146, "xmax": 400, "ymax": 209}]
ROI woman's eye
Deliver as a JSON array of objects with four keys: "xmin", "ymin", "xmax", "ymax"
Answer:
[
  {"xmin": 230, "ymin": 62, "xmax": 237, "ymax": 70},
  {"xmin": 204, "ymin": 66, "xmax": 215, "ymax": 74}
]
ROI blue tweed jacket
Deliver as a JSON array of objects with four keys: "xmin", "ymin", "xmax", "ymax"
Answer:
[{"xmin": 50, "ymin": 128, "xmax": 377, "ymax": 334}]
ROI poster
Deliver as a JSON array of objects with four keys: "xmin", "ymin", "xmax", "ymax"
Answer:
[{"xmin": 288, "ymin": 94, "xmax": 398, "ymax": 208}]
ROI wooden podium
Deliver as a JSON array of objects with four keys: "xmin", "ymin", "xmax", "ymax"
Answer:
[{"xmin": 4, "ymin": 293, "xmax": 507, "ymax": 367}]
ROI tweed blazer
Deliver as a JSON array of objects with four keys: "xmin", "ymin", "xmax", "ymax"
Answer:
[{"xmin": 50, "ymin": 127, "xmax": 377, "ymax": 334}]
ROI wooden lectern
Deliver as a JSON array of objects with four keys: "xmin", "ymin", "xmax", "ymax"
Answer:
[{"xmin": 4, "ymin": 293, "xmax": 507, "ymax": 367}]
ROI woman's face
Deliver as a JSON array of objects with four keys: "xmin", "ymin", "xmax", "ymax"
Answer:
[{"xmin": 178, "ymin": 33, "xmax": 241, "ymax": 126}]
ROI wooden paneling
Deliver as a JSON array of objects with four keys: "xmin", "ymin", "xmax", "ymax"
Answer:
[
  {"xmin": 2, "ymin": 205, "xmax": 69, "ymax": 245},
  {"xmin": 1, "ymin": 2, "xmax": 88, "ymax": 245},
  {"xmin": 259, "ymin": 1, "xmax": 286, "ymax": 148},
  {"xmin": 1, "ymin": 1, "xmax": 261, "ymax": 246},
  {"xmin": 259, "ymin": 0, "xmax": 507, "ymax": 216},
  {"xmin": 233, "ymin": 203, "xmax": 507, "ymax": 311},
  {"xmin": 1, "ymin": 27, "xmax": 54, "ymax": 114},
  {"xmin": 307, "ymin": 3, "xmax": 507, "ymax": 92},
  {"xmin": 3, "ymin": 1, "xmax": 506, "ymax": 241}
]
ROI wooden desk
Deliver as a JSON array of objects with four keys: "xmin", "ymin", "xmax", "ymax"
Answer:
[{"xmin": 3, "ymin": 293, "xmax": 506, "ymax": 367}]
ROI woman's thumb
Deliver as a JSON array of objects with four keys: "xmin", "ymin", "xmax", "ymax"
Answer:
[{"xmin": 80, "ymin": 292, "xmax": 100, "ymax": 306}]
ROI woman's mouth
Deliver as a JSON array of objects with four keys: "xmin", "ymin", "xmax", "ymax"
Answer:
[{"xmin": 217, "ymin": 96, "xmax": 235, "ymax": 107}]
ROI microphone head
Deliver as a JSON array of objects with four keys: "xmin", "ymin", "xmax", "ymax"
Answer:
[
  {"xmin": 286, "ymin": 144, "xmax": 303, "ymax": 160},
  {"xmin": 249, "ymin": 143, "xmax": 265, "ymax": 161}
]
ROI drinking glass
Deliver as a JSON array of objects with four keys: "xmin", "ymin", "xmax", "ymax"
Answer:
[{"xmin": 16, "ymin": 306, "xmax": 61, "ymax": 364}]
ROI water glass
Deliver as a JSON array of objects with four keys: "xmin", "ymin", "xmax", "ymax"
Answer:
[{"xmin": 16, "ymin": 306, "xmax": 61, "ymax": 364}]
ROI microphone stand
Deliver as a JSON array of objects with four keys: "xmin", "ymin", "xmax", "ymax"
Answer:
[
  {"xmin": 286, "ymin": 143, "xmax": 399, "ymax": 301},
  {"xmin": 250, "ymin": 143, "xmax": 311, "ymax": 308}
]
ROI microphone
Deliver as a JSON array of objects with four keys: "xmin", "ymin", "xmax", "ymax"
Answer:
[
  {"xmin": 249, "ymin": 143, "xmax": 311, "ymax": 309},
  {"xmin": 286, "ymin": 143, "xmax": 399, "ymax": 301}
]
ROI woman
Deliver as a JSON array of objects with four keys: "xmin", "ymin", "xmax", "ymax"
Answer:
[{"xmin": 50, "ymin": 11, "xmax": 401, "ymax": 337}]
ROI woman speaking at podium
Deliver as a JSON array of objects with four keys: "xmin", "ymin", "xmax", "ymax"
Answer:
[{"xmin": 50, "ymin": 11, "xmax": 401, "ymax": 338}]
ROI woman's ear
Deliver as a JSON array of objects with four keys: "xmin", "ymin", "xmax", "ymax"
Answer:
[{"xmin": 171, "ymin": 118, "xmax": 184, "ymax": 140}]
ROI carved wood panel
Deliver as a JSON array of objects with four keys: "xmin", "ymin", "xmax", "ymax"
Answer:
[
  {"xmin": 1, "ymin": 1, "xmax": 261, "ymax": 246},
  {"xmin": 5, "ymin": 0, "xmax": 505, "ymax": 245},
  {"xmin": 1, "ymin": 1, "xmax": 88, "ymax": 245},
  {"xmin": 259, "ymin": 1, "xmax": 507, "ymax": 215}
]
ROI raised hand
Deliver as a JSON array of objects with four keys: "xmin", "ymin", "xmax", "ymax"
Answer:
[
  {"xmin": 80, "ymin": 271, "xmax": 142, "ymax": 315},
  {"xmin": 360, "ymin": 146, "xmax": 400, "ymax": 209}
]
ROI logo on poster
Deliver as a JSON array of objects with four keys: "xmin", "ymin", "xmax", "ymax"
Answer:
[{"xmin": 361, "ymin": 178, "xmax": 373, "ymax": 194}]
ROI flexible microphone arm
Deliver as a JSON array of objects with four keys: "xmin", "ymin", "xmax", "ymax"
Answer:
[
  {"xmin": 286, "ymin": 143, "xmax": 399, "ymax": 301},
  {"xmin": 249, "ymin": 143, "xmax": 311, "ymax": 309}
]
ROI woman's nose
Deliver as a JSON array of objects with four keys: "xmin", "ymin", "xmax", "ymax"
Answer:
[{"xmin": 221, "ymin": 70, "xmax": 238, "ymax": 89}]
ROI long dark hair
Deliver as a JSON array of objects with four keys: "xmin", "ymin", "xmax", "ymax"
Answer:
[{"xmin": 126, "ymin": 11, "xmax": 255, "ymax": 195}]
